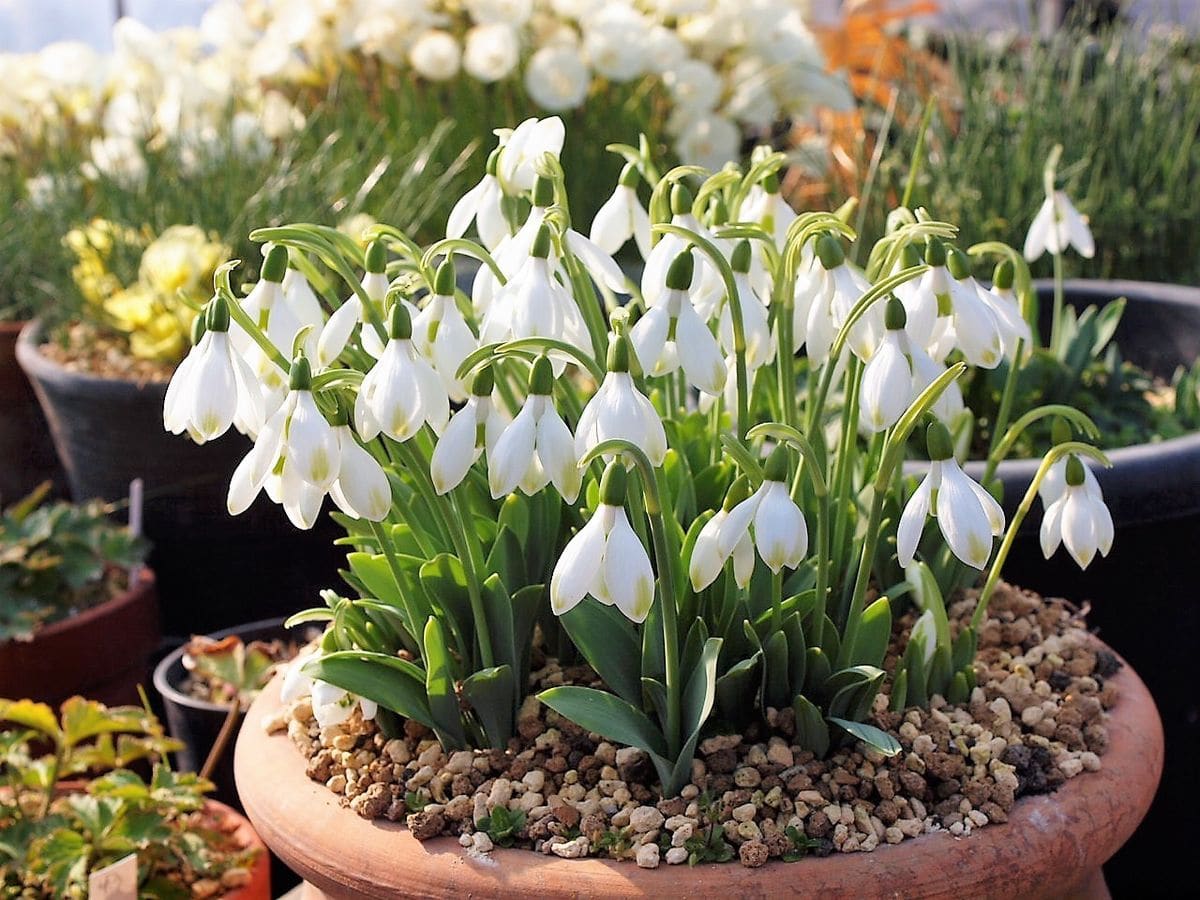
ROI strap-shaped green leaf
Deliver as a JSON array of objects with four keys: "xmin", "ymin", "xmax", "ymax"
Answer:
[
  {"xmin": 715, "ymin": 654, "xmax": 760, "ymax": 725},
  {"xmin": 560, "ymin": 600, "xmax": 642, "ymax": 706},
  {"xmin": 681, "ymin": 637, "xmax": 723, "ymax": 740},
  {"xmin": 642, "ymin": 677, "xmax": 669, "ymax": 728},
  {"xmin": 951, "ymin": 626, "xmax": 977, "ymax": 672},
  {"xmin": 303, "ymin": 651, "xmax": 435, "ymax": 731},
  {"xmin": 680, "ymin": 619, "xmax": 710, "ymax": 680},
  {"xmin": 485, "ymin": 525, "xmax": 525, "ymax": 587},
  {"xmin": 889, "ymin": 668, "xmax": 909, "ymax": 712},
  {"xmin": 829, "ymin": 717, "xmax": 901, "ymax": 756},
  {"xmin": 762, "ymin": 631, "xmax": 791, "ymax": 709},
  {"xmin": 793, "ymin": 694, "xmax": 830, "ymax": 757},
  {"xmin": 537, "ymin": 686, "xmax": 668, "ymax": 758},
  {"xmin": 782, "ymin": 614, "xmax": 807, "ymax": 696},
  {"xmin": 419, "ymin": 554, "xmax": 474, "ymax": 651},
  {"xmin": 497, "ymin": 493, "xmax": 531, "ymax": 548},
  {"xmin": 848, "ymin": 597, "xmax": 891, "ymax": 668},
  {"xmin": 804, "ymin": 646, "xmax": 832, "ymax": 696},
  {"xmin": 423, "ymin": 617, "xmax": 467, "ymax": 749},
  {"xmin": 462, "ymin": 666, "xmax": 515, "ymax": 747}
]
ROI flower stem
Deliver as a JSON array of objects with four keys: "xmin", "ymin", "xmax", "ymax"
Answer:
[{"xmin": 1050, "ymin": 248, "xmax": 1065, "ymax": 353}]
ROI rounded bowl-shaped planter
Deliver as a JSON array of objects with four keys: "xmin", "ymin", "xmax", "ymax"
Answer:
[
  {"xmin": 154, "ymin": 618, "xmax": 299, "ymax": 810},
  {"xmin": 206, "ymin": 797, "xmax": 273, "ymax": 900},
  {"xmin": 0, "ymin": 321, "xmax": 60, "ymax": 503},
  {"xmin": 234, "ymin": 638, "xmax": 1162, "ymax": 900},
  {"xmin": 14, "ymin": 321, "xmax": 345, "ymax": 636},
  {"xmin": 0, "ymin": 569, "xmax": 160, "ymax": 707}
]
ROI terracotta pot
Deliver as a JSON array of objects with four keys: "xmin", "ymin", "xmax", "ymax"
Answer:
[
  {"xmin": 0, "ymin": 569, "xmax": 160, "ymax": 707},
  {"xmin": 0, "ymin": 321, "xmax": 60, "ymax": 504},
  {"xmin": 234, "ymin": 638, "xmax": 1162, "ymax": 900},
  {"xmin": 207, "ymin": 797, "xmax": 273, "ymax": 900},
  {"xmin": 14, "ymin": 321, "xmax": 345, "ymax": 636}
]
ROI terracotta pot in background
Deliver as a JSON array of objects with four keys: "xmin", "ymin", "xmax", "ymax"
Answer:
[
  {"xmin": 0, "ymin": 321, "xmax": 60, "ymax": 505},
  {"xmin": 209, "ymin": 798, "xmax": 272, "ymax": 900},
  {"xmin": 14, "ymin": 321, "xmax": 345, "ymax": 638},
  {"xmin": 235, "ymin": 638, "xmax": 1162, "ymax": 900},
  {"xmin": 0, "ymin": 568, "xmax": 160, "ymax": 707}
]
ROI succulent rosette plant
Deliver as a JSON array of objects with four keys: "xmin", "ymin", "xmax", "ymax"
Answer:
[{"xmin": 165, "ymin": 117, "xmax": 1113, "ymax": 796}]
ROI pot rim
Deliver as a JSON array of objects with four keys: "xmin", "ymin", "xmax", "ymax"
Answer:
[
  {"xmin": 153, "ymin": 617, "xmax": 295, "ymax": 714},
  {"xmin": 234, "ymin": 635, "xmax": 1163, "ymax": 900},
  {"xmin": 0, "ymin": 567, "xmax": 157, "ymax": 648},
  {"xmin": 14, "ymin": 318, "xmax": 172, "ymax": 390}
]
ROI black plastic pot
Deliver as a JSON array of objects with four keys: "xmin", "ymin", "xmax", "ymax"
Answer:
[
  {"xmin": 952, "ymin": 280, "xmax": 1200, "ymax": 894},
  {"xmin": 153, "ymin": 618, "xmax": 300, "ymax": 810},
  {"xmin": 15, "ymin": 322, "xmax": 345, "ymax": 636},
  {"xmin": 0, "ymin": 321, "xmax": 60, "ymax": 504}
]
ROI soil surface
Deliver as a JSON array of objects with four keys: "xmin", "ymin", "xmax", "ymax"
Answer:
[
  {"xmin": 38, "ymin": 322, "xmax": 175, "ymax": 382},
  {"xmin": 265, "ymin": 583, "xmax": 1117, "ymax": 869}
]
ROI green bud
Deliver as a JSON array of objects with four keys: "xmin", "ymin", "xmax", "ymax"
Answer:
[
  {"xmin": 486, "ymin": 147, "xmax": 501, "ymax": 176},
  {"xmin": 606, "ymin": 334, "xmax": 632, "ymax": 373},
  {"xmin": 320, "ymin": 630, "xmax": 339, "ymax": 653},
  {"xmin": 709, "ymin": 194, "xmax": 729, "ymax": 226},
  {"xmin": 205, "ymin": 295, "xmax": 230, "ymax": 333},
  {"xmin": 1051, "ymin": 417, "xmax": 1073, "ymax": 445},
  {"xmin": 289, "ymin": 355, "xmax": 313, "ymax": 391},
  {"xmin": 946, "ymin": 247, "xmax": 972, "ymax": 280},
  {"xmin": 731, "ymin": 239, "xmax": 752, "ymax": 275},
  {"xmin": 901, "ymin": 243, "xmax": 922, "ymax": 268},
  {"xmin": 365, "ymin": 240, "xmax": 387, "ymax": 274},
  {"xmin": 529, "ymin": 356, "xmax": 554, "ymax": 395},
  {"xmin": 924, "ymin": 237, "xmax": 947, "ymax": 268},
  {"xmin": 722, "ymin": 475, "xmax": 752, "ymax": 511},
  {"xmin": 388, "ymin": 300, "xmax": 412, "ymax": 341},
  {"xmin": 618, "ymin": 163, "xmax": 640, "ymax": 189},
  {"xmin": 262, "ymin": 245, "xmax": 289, "ymax": 283},
  {"xmin": 885, "ymin": 295, "xmax": 907, "ymax": 331},
  {"xmin": 670, "ymin": 182, "xmax": 694, "ymax": 215},
  {"xmin": 533, "ymin": 176, "xmax": 555, "ymax": 208},
  {"xmin": 926, "ymin": 421, "xmax": 954, "ymax": 461},
  {"xmin": 666, "ymin": 251, "xmax": 695, "ymax": 291},
  {"xmin": 434, "ymin": 259, "xmax": 456, "ymax": 296},
  {"xmin": 816, "ymin": 234, "xmax": 845, "ymax": 270},
  {"xmin": 762, "ymin": 172, "xmax": 780, "ymax": 194},
  {"xmin": 1065, "ymin": 455, "xmax": 1086, "ymax": 487},
  {"xmin": 471, "ymin": 367, "xmax": 495, "ymax": 397},
  {"xmin": 993, "ymin": 259, "xmax": 1015, "ymax": 291},
  {"xmin": 599, "ymin": 462, "xmax": 628, "ymax": 507},
  {"xmin": 763, "ymin": 445, "xmax": 790, "ymax": 482},
  {"xmin": 531, "ymin": 224, "xmax": 552, "ymax": 260}
]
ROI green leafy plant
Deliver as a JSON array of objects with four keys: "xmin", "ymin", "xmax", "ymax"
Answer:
[
  {"xmin": 477, "ymin": 806, "xmax": 526, "ymax": 849},
  {"xmin": 0, "ymin": 697, "xmax": 255, "ymax": 898},
  {"xmin": 182, "ymin": 635, "xmax": 295, "ymax": 709},
  {"xmin": 0, "ymin": 484, "xmax": 149, "ymax": 643}
]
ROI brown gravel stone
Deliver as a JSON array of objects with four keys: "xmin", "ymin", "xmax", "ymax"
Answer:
[
  {"xmin": 407, "ymin": 809, "xmax": 445, "ymax": 840},
  {"xmin": 738, "ymin": 840, "xmax": 770, "ymax": 868}
]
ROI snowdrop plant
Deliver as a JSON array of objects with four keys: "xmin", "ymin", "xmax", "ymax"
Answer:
[{"xmin": 168, "ymin": 119, "xmax": 1114, "ymax": 796}]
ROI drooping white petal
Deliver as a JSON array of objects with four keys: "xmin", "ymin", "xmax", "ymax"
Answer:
[
  {"xmin": 753, "ymin": 481, "xmax": 808, "ymax": 573},
  {"xmin": 163, "ymin": 343, "xmax": 200, "ymax": 434},
  {"xmin": 489, "ymin": 400, "xmax": 538, "ymax": 498},
  {"xmin": 317, "ymin": 298, "xmax": 361, "ymax": 369},
  {"xmin": 689, "ymin": 510, "xmax": 727, "ymax": 592},
  {"xmin": 566, "ymin": 229, "xmax": 626, "ymax": 293},
  {"xmin": 859, "ymin": 332, "xmax": 912, "ymax": 433},
  {"xmin": 897, "ymin": 470, "xmax": 936, "ymax": 567},
  {"xmin": 535, "ymin": 405, "xmax": 581, "ymax": 502},
  {"xmin": 334, "ymin": 427, "xmax": 391, "ymax": 520},
  {"xmin": 1040, "ymin": 494, "xmax": 1065, "ymax": 559},
  {"xmin": 550, "ymin": 512, "xmax": 607, "ymax": 615},
  {"xmin": 717, "ymin": 486, "xmax": 764, "ymax": 558},
  {"xmin": 431, "ymin": 401, "xmax": 481, "ymax": 495},
  {"xmin": 446, "ymin": 178, "xmax": 486, "ymax": 240},
  {"xmin": 186, "ymin": 332, "xmax": 238, "ymax": 442},
  {"xmin": 630, "ymin": 306, "xmax": 670, "ymax": 376},
  {"xmin": 601, "ymin": 509, "xmax": 655, "ymax": 624},
  {"xmin": 731, "ymin": 531, "xmax": 755, "ymax": 588},
  {"xmin": 287, "ymin": 391, "xmax": 339, "ymax": 489},
  {"xmin": 675, "ymin": 301, "xmax": 727, "ymax": 396},
  {"xmin": 1023, "ymin": 195, "xmax": 1055, "ymax": 262},
  {"xmin": 936, "ymin": 463, "xmax": 996, "ymax": 569},
  {"xmin": 964, "ymin": 476, "xmax": 1006, "ymax": 536}
]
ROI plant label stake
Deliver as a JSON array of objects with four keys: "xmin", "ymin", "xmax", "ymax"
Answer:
[
  {"xmin": 129, "ymin": 477, "xmax": 144, "ymax": 588},
  {"xmin": 88, "ymin": 853, "xmax": 137, "ymax": 900}
]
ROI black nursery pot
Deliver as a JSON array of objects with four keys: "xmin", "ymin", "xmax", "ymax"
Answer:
[
  {"xmin": 965, "ymin": 280, "xmax": 1200, "ymax": 894},
  {"xmin": 153, "ymin": 618, "xmax": 297, "ymax": 810},
  {"xmin": 14, "ymin": 322, "xmax": 345, "ymax": 636}
]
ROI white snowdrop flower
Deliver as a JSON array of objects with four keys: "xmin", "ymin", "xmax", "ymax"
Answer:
[
  {"xmin": 631, "ymin": 251, "xmax": 726, "ymax": 396},
  {"xmin": 898, "ymin": 422, "xmax": 1005, "ymax": 570},
  {"xmin": 713, "ymin": 450, "xmax": 808, "ymax": 575},
  {"xmin": 480, "ymin": 224, "xmax": 589, "ymax": 367},
  {"xmin": 859, "ymin": 299, "xmax": 914, "ymax": 434},
  {"xmin": 163, "ymin": 296, "xmax": 264, "ymax": 443},
  {"xmin": 662, "ymin": 60, "xmax": 722, "ymax": 113},
  {"xmin": 355, "ymin": 303, "xmax": 449, "ymax": 443},
  {"xmin": 496, "ymin": 116, "xmax": 565, "ymax": 195},
  {"xmin": 907, "ymin": 609, "xmax": 939, "ymax": 666},
  {"xmin": 688, "ymin": 477, "xmax": 757, "ymax": 591},
  {"xmin": 525, "ymin": 44, "xmax": 591, "ymax": 112},
  {"xmin": 280, "ymin": 649, "xmax": 378, "ymax": 728},
  {"xmin": 1024, "ymin": 190, "xmax": 1095, "ymax": 261},
  {"xmin": 741, "ymin": 175, "xmax": 797, "ymax": 249},
  {"xmin": 674, "ymin": 113, "xmax": 740, "ymax": 172},
  {"xmin": 446, "ymin": 148, "xmax": 508, "ymax": 250},
  {"xmin": 430, "ymin": 371, "xmax": 505, "ymax": 495},
  {"xmin": 892, "ymin": 243, "xmax": 944, "ymax": 353},
  {"xmin": 575, "ymin": 336, "xmax": 667, "ymax": 466},
  {"xmin": 640, "ymin": 183, "xmax": 718, "ymax": 309},
  {"xmin": 944, "ymin": 247, "xmax": 1023, "ymax": 367},
  {"xmin": 803, "ymin": 235, "xmax": 877, "ymax": 368},
  {"xmin": 488, "ymin": 357, "xmax": 581, "ymax": 502},
  {"xmin": 463, "ymin": 23, "xmax": 519, "ymax": 84},
  {"xmin": 410, "ymin": 30, "xmax": 461, "ymax": 81},
  {"xmin": 231, "ymin": 246, "xmax": 312, "ymax": 401},
  {"xmin": 718, "ymin": 240, "xmax": 776, "ymax": 370},
  {"xmin": 1038, "ymin": 446, "xmax": 1103, "ymax": 508},
  {"xmin": 908, "ymin": 339, "xmax": 965, "ymax": 425},
  {"xmin": 1040, "ymin": 455, "xmax": 1113, "ymax": 570},
  {"xmin": 316, "ymin": 241, "xmax": 397, "ymax": 368},
  {"xmin": 329, "ymin": 425, "xmax": 391, "ymax": 522},
  {"xmin": 412, "ymin": 260, "xmax": 478, "ymax": 402},
  {"xmin": 550, "ymin": 464, "xmax": 655, "ymax": 624},
  {"xmin": 589, "ymin": 164, "xmax": 651, "ymax": 260},
  {"xmin": 975, "ymin": 259, "xmax": 1031, "ymax": 358},
  {"xmin": 283, "ymin": 267, "xmax": 325, "ymax": 354}
]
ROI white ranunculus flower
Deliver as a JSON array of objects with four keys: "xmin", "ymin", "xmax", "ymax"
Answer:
[
  {"xmin": 467, "ymin": 0, "xmax": 534, "ymax": 26},
  {"xmin": 662, "ymin": 60, "xmax": 723, "ymax": 114},
  {"xmin": 673, "ymin": 113, "xmax": 740, "ymax": 172},
  {"xmin": 463, "ymin": 23, "xmax": 520, "ymax": 84},
  {"xmin": 409, "ymin": 30, "xmax": 461, "ymax": 81},
  {"xmin": 525, "ymin": 45, "xmax": 590, "ymax": 111}
]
